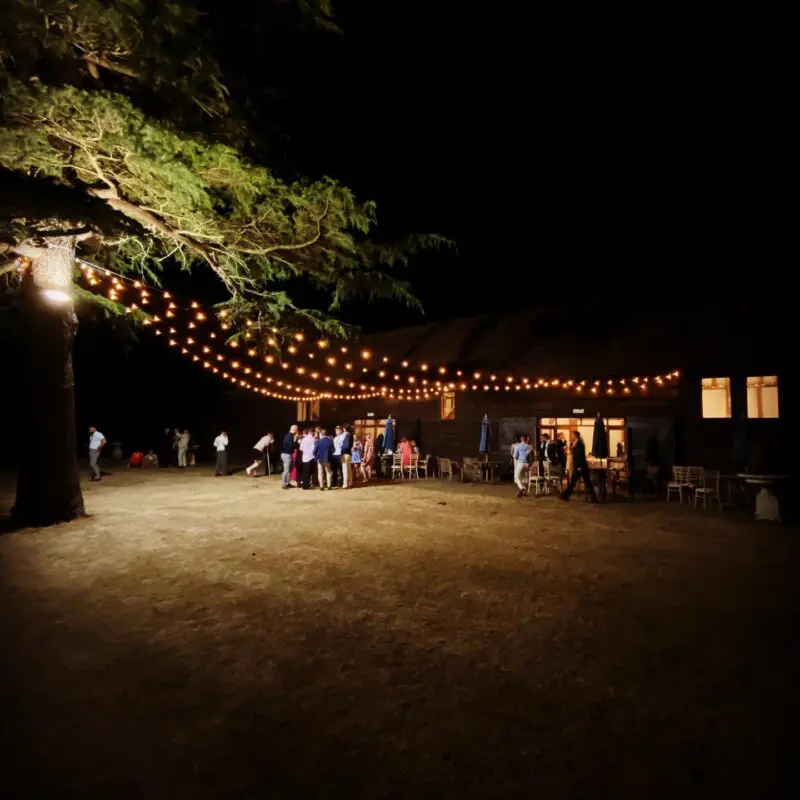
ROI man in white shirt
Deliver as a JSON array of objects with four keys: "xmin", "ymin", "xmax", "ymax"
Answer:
[
  {"xmin": 88, "ymin": 426, "xmax": 106, "ymax": 481},
  {"xmin": 299, "ymin": 428, "xmax": 317, "ymax": 489},
  {"xmin": 213, "ymin": 430, "xmax": 229, "ymax": 476},
  {"xmin": 332, "ymin": 426, "xmax": 345, "ymax": 488},
  {"xmin": 246, "ymin": 433, "xmax": 274, "ymax": 476}
]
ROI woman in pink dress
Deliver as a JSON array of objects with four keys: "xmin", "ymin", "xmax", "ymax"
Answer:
[
  {"xmin": 362, "ymin": 434, "xmax": 375, "ymax": 481},
  {"xmin": 399, "ymin": 438, "xmax": 412, "ymax": 467}
]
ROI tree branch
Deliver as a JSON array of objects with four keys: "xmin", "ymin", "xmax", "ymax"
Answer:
[
  {"xmin": 261, "ymin": 200, "xmax": 329, "ymax": 254},
  {"xmin": 83, "ymin": 54, "xmax": 140, "ymax": 81},
  {"xmin": 87, "ymin": 187, "xmax": 234, "ymax": 290},
  {"xmin": 0, "ymin": 242, "xmax": 47, "ymax": 259}
]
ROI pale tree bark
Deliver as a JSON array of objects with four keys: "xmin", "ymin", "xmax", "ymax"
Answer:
[{"xmin": 13, "ymin": 236, "xmax": 86, "ymax": 526}]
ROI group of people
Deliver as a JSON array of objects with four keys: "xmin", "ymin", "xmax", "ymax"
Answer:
[
  {"xmin": 277, "ymin": 424, "xmax": 377, "ymax": 490},
  {"xmin": 511, "ymin": 430, "xmax": 599, "ymax": 503}
]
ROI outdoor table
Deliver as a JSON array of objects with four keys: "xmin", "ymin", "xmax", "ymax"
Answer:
[
  {"xmin": 585, "ymin": 460, "xmax": 628, "ymax": 502},
  {"xmin": 736, "ymin": 474, "xmax": 788, "ymax": 522},
  {"xmin": 376, "ymin": 454, "xmax": 394, "ymax": 479},
  {"xmin": 719, "ymin": 474, "xmax": 744, "ymax": 507},
  {"xmin": 480, "ymin": 461, "xmax": 502, "ymax": 483}
]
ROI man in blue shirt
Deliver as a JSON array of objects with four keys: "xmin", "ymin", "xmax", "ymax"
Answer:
[
  {"xmin": 280, "ymin": 424, "xmax": 299, "ymax": 489},
  {"xmin": 314, "ymin": 429, "xmax": 334, "ymax": 490},
  {"xmin": 513, "ymin": 434, "xmax": 532, "ymax": 497}
]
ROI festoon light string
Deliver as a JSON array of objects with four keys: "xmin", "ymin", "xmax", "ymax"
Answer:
[{"xmin": 74, "ymin": 258, "xmax": 681, "ymax": 401}]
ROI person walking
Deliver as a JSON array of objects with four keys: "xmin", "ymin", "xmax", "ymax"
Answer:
[
  {"xmin": 88, "ymin": 426, "xmax": 106, "ymax": 481},
  {"xmin": 314, "ymin": 428, "xmax": 334, "ymax": 490},
  {"xmin": 280, "ymin": 425, "xmax": 299, "ymax": 489},
  {"xmin": 513, "ymin": 434, "xmax": 532, "ymax": 497},
  {"xmin": 246, "ymin": 433, "xmax": 274, "ymax": 476},
  {"xmin": 214, "ymin": 430, "xmax": 229, "ymax": 476},
  {"xmin": 362, "ymin": 433, "xmax": 375, "ymax": 481},
  {"xmin": 177, "ymin": 429, "xmax": 190, "ymax": 468},
  {"xmin": 299, "ymin": 428, "xmax": 316, "ymax": 489},
  {"xmin": 340, "ymin": 425, "xmax": 354, "ymax": 489},
  {"xmin": 560, "ymin": 430, "xmax": 599, "ymax": 503}
]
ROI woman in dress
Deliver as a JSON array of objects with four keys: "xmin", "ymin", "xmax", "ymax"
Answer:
[
  {"xmin": 399, "ymin": 438, "xmax": 412, "ymax": 468},
  {"xmin": 351, "ymin": 437, "xmax": 363, "ymax": 481},
  {"xmin": 362, "ymin": 434, "xmax": 375, "ymax": 481}
]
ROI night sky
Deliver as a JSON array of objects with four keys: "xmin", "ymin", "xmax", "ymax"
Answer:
[{"xmin": 2, "ymin": 1, "xmax": 782, "ymax": 457}]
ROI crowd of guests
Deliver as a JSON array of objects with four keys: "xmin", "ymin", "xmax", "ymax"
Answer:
[{"xmin": 276, "ymin": 424, "xmax": 378, "ymax": 490}]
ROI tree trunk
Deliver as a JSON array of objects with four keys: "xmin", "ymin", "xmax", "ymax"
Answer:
[{"xmin": 13, "ymin": 238, "xmax": 85, "ymax": 526}]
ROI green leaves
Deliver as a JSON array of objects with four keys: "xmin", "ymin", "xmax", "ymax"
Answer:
[{"xmin": 1, "ymin": 1, "xmax": 453, "ymax": 338}]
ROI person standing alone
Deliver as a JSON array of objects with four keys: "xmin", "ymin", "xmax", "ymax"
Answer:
[
  {"xmin": 280, "ymin": 425, "xmax": 299, "ymax": 489},
  {"xmin": 214, "ymin": 430, "xmax": 229, "ymax": 476},
  {"xmin": 88, "ymin": 426, "xmax": 106, "ymax": 482},
  {"xmin": 177, "ymin": 429, "xmax": 190, "ymax": 468}
]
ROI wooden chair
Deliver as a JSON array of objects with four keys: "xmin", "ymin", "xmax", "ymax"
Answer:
[
  {"xmin": 439, "ymin": 457, "xmax": 453, "ymax": 480},
  {"xmin": 666, "ymin": 466, "xmax": 691, "ymax": 503},
  {"xmin": 545, "ymin": 461, "xmax": 563, "ymax": 494},
  {"xmin": 528, "ymin": 461, "xmax": 547, "ymax": 496},
  {"xmin": 687, "ymin": 466, "xmax": 704, "ymax": 494},
  {"xmin": 418, "ymin": 455, "xmax": 431, "ymax": 478},
  {"xmin": 391, "ymin": 453, "xmax": 404, "ymax": 479},
  {"xmin": 694, "ymin": 469, "xmax": 722, "ymax": 510},
  {"xmin": 405, "ymin": 453, "xmax": 420, "ymax": 479}
]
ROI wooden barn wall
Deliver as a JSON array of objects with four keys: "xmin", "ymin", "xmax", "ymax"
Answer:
[{"xmin": 315, "ymin": 367, "xmax": 792, "ymax": 472}]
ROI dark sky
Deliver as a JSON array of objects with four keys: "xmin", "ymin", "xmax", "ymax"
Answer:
[
  {"xmin": 2, "ymin": 2, "xmax": 785, "ymax": 454},
  {"xmin": 216, "ymin": 0, "xmax": 782, "ymax": 327}
]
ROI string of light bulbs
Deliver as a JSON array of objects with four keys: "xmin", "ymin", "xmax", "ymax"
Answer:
[{"xmin": 72, "ymin": 258, "xmax": 681, "ymax": 400}]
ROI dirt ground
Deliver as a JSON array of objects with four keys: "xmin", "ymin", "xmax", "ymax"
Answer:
[{"xmin": 1, "ymin": 466, "xmax": 797, "ymax": 799}]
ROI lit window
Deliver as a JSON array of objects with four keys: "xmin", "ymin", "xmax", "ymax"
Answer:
[
  {"xmin": 701, "ymin": 377, "xmax": 731, "ymax": 418},
  {"xmin": 747, "ymin": 376, "xmax": 779, "ymax": 419},
  {"xmin": 440, "ymin": 391, "xmax": 456, "ymax": 420}
]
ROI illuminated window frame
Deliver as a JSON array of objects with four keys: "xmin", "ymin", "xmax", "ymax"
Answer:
[
  {"xmin": 701, "ymin": 377, "xmax": 731, "ymax": 419},
  {"xmin": 440, "ymin": 391, "xmax": 456, "ymax": 420},
  {"xmin": 746, "ymin": 376, "xmax": 779, "ymax": 419}
]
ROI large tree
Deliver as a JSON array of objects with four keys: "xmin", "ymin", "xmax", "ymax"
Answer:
[{"xmin": 0, "ymin": 0, "xmax": 444, "ymax": 526}]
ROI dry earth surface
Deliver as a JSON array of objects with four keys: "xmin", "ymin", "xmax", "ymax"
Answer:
[{"xmin": 1, "ymin": 466, "xmax": 797, "ymax": 799}]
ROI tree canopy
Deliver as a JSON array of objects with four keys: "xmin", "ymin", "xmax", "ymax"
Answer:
[{"xmin": 0, "ymin": 0, "xmax": 446, "ymax": 336}]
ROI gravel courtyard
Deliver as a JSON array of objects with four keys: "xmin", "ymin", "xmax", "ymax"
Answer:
[{"xmin": 1, "ymin": 468, "xmax": 796, "ymax": 799}]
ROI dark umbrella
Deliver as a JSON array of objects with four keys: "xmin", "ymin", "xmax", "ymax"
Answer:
[
  {"xmin": 383, "ymin": 415, "xmax": 395, "ymax": 452},
  {"xmin": 479, "ymin": 414, "xmax": 490, "ymax": 456},
  {"xmin": 592, "ymin": 414, "xmax": 609, "ymax": 463}
]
